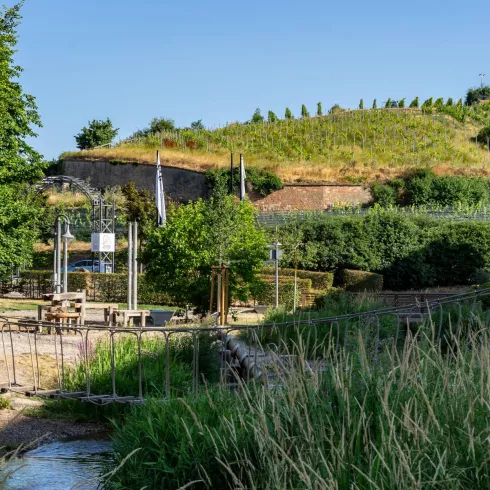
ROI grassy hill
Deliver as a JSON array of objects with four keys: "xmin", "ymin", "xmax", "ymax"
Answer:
[{"xmin": 61, "ymin": 107, "xmax": 490, "ymax": 184}]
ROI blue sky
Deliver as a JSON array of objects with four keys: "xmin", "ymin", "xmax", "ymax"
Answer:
[{"xmin": 13, "ymin": 0, "xmax": 490, "ymax": 159}]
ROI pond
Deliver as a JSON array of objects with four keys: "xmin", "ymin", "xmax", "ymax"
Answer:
[{"xmin": 1, "ymin": 438, "xmax": 113, "ymax": 490}]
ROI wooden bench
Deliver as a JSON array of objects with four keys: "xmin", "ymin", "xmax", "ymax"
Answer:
[
  {"xmin": 112, "ymin": 310, "xmax": 151, "ymax": 328},
  {"xmin": 74, "ymin": 303, "xmax": 119, "ymax": 326}
]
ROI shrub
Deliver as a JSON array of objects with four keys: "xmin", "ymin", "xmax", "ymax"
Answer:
[
  {"xmin": 251, "ymin": 108, "xmax": 264, "ymax": 124},
  {"xmin": 261, "ymin": 266, "xmax": 333, "ymax": 290},
  {"xmin": 284, "ymin": 107, "xmax": 293, "ymax": 119},
  {"xmin": 338, "ymin": 269, "xmax": 383, "ymax": 292},
  {"xmin": 301, "ymin": 104, "xmax": 310, "ymax": 118},
  {"xmin": 409, "ymin": 96, "xmax": 419, "ymax": 108},
  {"xmin": 74, "ymin": 119, "xmax": 118, "ymax": 150},
  {"xmin": 477, "ymin": 126, "xmax": 490, "ymax": 147},
  {"xmin": 252, "ymin": 278, "xmax": 307, "ymax": 309}
]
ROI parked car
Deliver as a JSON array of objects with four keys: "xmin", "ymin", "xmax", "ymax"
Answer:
[{"xmin": 64, "ymin": 260, "xmax": 106, "ymax": 273}]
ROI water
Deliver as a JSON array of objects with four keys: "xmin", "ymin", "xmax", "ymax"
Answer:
[{"xmin": 1, "ymin": 438, "xmax": 113, "ymax": 490}]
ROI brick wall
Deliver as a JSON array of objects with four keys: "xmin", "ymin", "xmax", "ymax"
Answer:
[{"xmin": 252, "ymin": 185, "xmax": 371, "ymax": 211}]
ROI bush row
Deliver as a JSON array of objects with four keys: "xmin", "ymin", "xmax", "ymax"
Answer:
[
  {"xmin": 278, "ymin": 211, "xmax": 490, "ymax": 290},
  {"xmin": 336, "ymin": 269, "xmax": 384, "ymax": 292},
  {"xmin": 2, "ymin": 270, "xmax": 172, "ymax": 304},
  {"xmin": 371, "ymin": 169, "xmax": 490, "ymax": 207},
  {"xmin": 261, "ymin": 266, "xmax": 333, "ymax": 290}
]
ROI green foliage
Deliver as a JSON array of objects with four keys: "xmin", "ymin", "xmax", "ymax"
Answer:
[
  {"xmin": 144, "ymin": 193, "xmax": 267, "ymax": 310},
  {"xmin": 371, "ymin": 170, "xmax": 490, "ymax": 207},
  {"xmin": 0, "ymin": 4, "xmax": 47, "ymax": 277},
  {"xmin": 316, "ymin": 102, "xmax": 323, "ymax": 116},
  {"xmin": 75, "ymin": 118, "xmax": 118, "ymax": 150},
  {"xmin": 477, "ymin": 125, "xmax": 490, "ymax": 146},
  {"xmin": 267, "ymin": 110, "xmax": 278, "ymax": 123},
  {"xmin": 398, "ymin": 98, "xmax": 405, "ymax": 108},
  {"xmin": 205, "ymin": 167, "xmax": 282, "ymax": 196},
  {"xmin": 121, "ymin": 181, "xmax": 156, "ymax": 240},
  {"xmin": 253, "ymin": 277, "xmax": 308, "ymax": 309},
  {"xmin": 251, "ymin": 108, "xmax": 264, "ymax": 124},
  {"xmin": 358, "ymin": 98, "xmax": 364, "ymax": 110},
  {"xmin": 372, "ymin": 98, "xmax": 377, "ymax": 109},
  {"xmin": 409, "ymin": 96, "xmax": 419, "ymax": 108},
  {"xmin": 284, "ymin": 107, "xmax": 293, "ymax": 119},
  {"xmin": 337, "ymin": 268, "xmax": 383, "ymax": 291},
  {"xmin": 384, "ymin": 98, "xmax": 391, "ymax": 108},
  {"xmin": 0, "ymin": 2, "xmax": 45, "ymax": 184},
  {"xmin": 150, "ymin": 117, "xmax": 175, "ymax": 133},
  {"xmin": 446, "ymin": 97, "xmax": 453, "ymax": 106},
  {"xmin": 301, "ymin": 104, "xmax": 310, "ymax": 118},
  {"xmin": 434, "ymin": 97, "xmax": 444, "ymax": 108},
  {"xmin": 329, "ymin": 104, "xmax": 343, "ymax": 114},
  {"xmin": 277, "ymin": 210, "xmax": 490, "ymax": 290},
  {"xmin": 190, "ymin": 119, "xmax": 204, "ymax": 130},
  {"xmin": 465, "ymin": 85, "xmax": 490, "ymax": 105},
  {"xmin": 262, "ymin": 266, "xmax": 333, "ymax": 290}
]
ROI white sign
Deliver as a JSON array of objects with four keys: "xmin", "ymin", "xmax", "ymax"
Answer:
[
  {"xmin": 270, "ymin": 249, "xmax": 283, "ymax": 261},
  {"xmin": 91, "ymin": 233, "xmax": 115, "ymax": 252}
]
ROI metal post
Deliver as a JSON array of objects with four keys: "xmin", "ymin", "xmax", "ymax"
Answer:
[
  {"xmin": 217, "ymin": 271, "xmax": 222, "ymax": 324},
  {"xmin": 275, "ymin": 241, "xmax": 279, "ymax": 309},
  {"xmin": 230, "ymin": 153, "xmax": 234, "ymax": 195},
  {"xmin": 132, "ymin": 222, "xmax": 138, "ymax": 311},
  {"xmin": 56, "ymin": 218, "xmax": 62, "ymax": 294},
  {"xmin": 53, "ymin": 221, "xmax": 58, "ymax": 293},
  {"xmin": 63, "ymin": 238, "xmax": 68, "ymax": 294},
  {"xmin": 127, "ymin": 223, "xmax": 133, "ymax": 310},
  {"xmin": 293, "ymin": 268, "xmax": 297, "ymax": 313}
]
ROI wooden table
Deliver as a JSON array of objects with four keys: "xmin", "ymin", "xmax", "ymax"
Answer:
[{"xmin": 112, "ymin": 310, "xmax": 151, "ymax": 328}]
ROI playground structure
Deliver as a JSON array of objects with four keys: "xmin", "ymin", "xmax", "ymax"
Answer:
[{"xmin": 1, "ymin": 288, "xmax": 488, "ymax": 405}]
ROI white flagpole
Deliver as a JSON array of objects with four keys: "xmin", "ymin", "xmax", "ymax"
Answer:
[
  {"xmin": 156, "ymin": 151, "xmax": 166, "ymax": 226},
  {"xmin": 240, "ymin": 153, "xmax": 246, "ymax": 201}
]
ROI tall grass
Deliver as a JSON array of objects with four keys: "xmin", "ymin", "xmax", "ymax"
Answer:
[
  {"xmin": 105, "ymin": 324, "xmax": 490, "ymax": 489},
  {"xmin": 64, "ymin": 331, "xmax": 221, "ymax": 398}
]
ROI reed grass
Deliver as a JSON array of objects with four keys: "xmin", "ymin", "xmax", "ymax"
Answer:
[{"xmin": 105, "ymin": 322, "xmax": 490, "ymax": 489}]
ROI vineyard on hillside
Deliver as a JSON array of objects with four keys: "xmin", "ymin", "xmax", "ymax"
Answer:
[{"xmin": 63, "ymin": 105, "xmax": 490, "ymax": 183}]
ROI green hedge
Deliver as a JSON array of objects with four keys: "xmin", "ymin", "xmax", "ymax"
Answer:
[
  {"xmin": 278, "ymin": 211, "xmax": 490, "ymax": 290},
  {"xmin": 253, "ymin": 282, "xmax": 302, "ymax": 310},
  {"xmin": 338, "ymin": 269, "xmax": 383, "ymax": 292},
  {"xmin": 262, "ymin": 266, "xmax": 333, "ymax": 290},
  {"xmin": 4, "ymin": 270, "xmax": 171, "ymax": 304},
  {"xmin": 259, "ymin": 275, "xmax": 312, "ymax": 290},
  {"xmin": 371, "ymin": 169, "xmax": 490, "ymax": 206}
]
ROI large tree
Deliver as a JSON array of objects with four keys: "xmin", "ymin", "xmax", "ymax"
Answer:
[
  {"xmin": 75, "ymin": 118, "xmax": 118, "ymax": 150},
  {"xmin": 0, "ymin": 1, "xmax": 45, "ymax": 184},
  {"xmin": 144, "ymin": 186, "xmax": 267, "ymax": 310},
  {"xmin": 0, "ymin": 2, "xmax": 47, "ymax": 276}
]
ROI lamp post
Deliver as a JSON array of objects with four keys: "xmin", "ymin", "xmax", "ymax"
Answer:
[
  {"xmin": 62, "ymin": 221, "xmax": 75, "ymax": 293},
  {"xmin": 480, "ymin": 73, "xmax": 486, "ymax": 88},
  {"xmin": 53, "ymin": 215, "xmax": 74, "ymax": 294}
]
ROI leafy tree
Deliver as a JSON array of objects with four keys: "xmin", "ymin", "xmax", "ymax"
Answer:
[
  {"xmin": 301, "ymin": 104, "xmax": 310, "ymax": 118},
  {"xmin": 0, "ymin": 2, "xmax": 47, "ymax": 277},
  {"xmin": 465, "ymin": 86, "xmax": 490, "ymax": 106},
  {"xmin": 329, "ymin": 104, "xmax": 343, "ymax": 114},
  {"xmin": 75, "ymin": 119, "xmax": 118, "ymax": 150},
  {"xmin": 285, "ymin": 107, "xmax": 293, "ymax": 119},
  {"xmin": 409, "ymin": 97, "xmax": 419, "ymax": 108},
  {"xmin": 122, "ymin": 181, "xmax": 157, "ymax": 242},
  {"xmin": 398, "ymin": 98, "xmax": 406, "ymax": 108},
  {"xmin": 372, "ymin": 99, "xmax": 377, "ymax": 109},
  {"xmin": 150, "ymin": 117, "xmax": 175, "ymax": 133},
  {"xmin": 456, "ymin": 98, "xmax": 463, "ymax": 106},
  {"xmin": 422, "ymin": 97, "xmax": 433, "ymax": 107},
  {"xmin": 144, "ymin": 189, "xmax": 267, "ymax": 309},
  {"xmin": 434, "ymin": 97, "xmax": 444, "ymax": 108},
  {"xmin": 358, "ymin": 99, "xmax": 364, "ymax": 110},
  {"xmin": 251, "ymin": 108, "xmax": 264, "ymax": 124},
  {"xmin": 446, "ymin": 98, "xmax": 453, "ymax": 106},
  {"xmin": 317, "ymin": 102, "xmax": 323, "ymax": 116},
  {"xmin": 267, "ymin": 111, "xmax": 278, "ymax": 123},
  {"xmin": 0, "ymin": 2, "xmax": 45, "ymax": 184},
  {"xmin": 190, "ymin": 119, "xmax": 204, "ymax": 131},
  {"xmin": 384, "ymin": 98, "xmax": 392, "ymax": 108}
]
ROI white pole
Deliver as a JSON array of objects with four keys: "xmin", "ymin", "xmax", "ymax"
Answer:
[
  {"xmin": 63, "ymin": 238, "xmax": 68, "ymax": 294},
  {"xmin": 56, "ymin": 219, "xmax": 62, "ymax": 294},
  {"xmin": 53, "ymin": 221, "xmax": 58, "ymax": 293},
  {"xmin": 132, "ymin": 222, "xmax": 138, "ymax": 310},
  {"xmin": 275, "ymin": 242, "xmax": 279, "ymax": 309},
  {"xmin": 127, "ymin": 223, "xmax": 133, "ymax": 310},
  {"xmin": 293, "ymin": 268, "xmax": 297, "ymax": 313}
]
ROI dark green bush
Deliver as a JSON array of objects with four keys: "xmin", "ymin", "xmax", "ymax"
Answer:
[
  {"xmin": 205, "ymin": 167, "xmax": 283, "ymax": 196},
  {"xmin": 370, "ymin": 170, "xmax": 490, "ymax": 207},
  {"xmin": 338, "ymin": 269, "xmax": 383, "ymax": 292}
]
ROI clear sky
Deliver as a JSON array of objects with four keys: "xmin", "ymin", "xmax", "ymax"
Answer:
[{"xmin": 12, "ymin": 0, "xmax": 490, "ymax": 160}]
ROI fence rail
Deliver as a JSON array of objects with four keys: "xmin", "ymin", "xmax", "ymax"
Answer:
[{"xmin": 1, "ymin": 287, "xmax": 489, "ymax": 404}]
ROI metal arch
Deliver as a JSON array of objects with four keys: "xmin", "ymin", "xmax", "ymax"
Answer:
[{"xmin": 32, "ymin": 176, "xmax": 116, "ymax": 273}]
